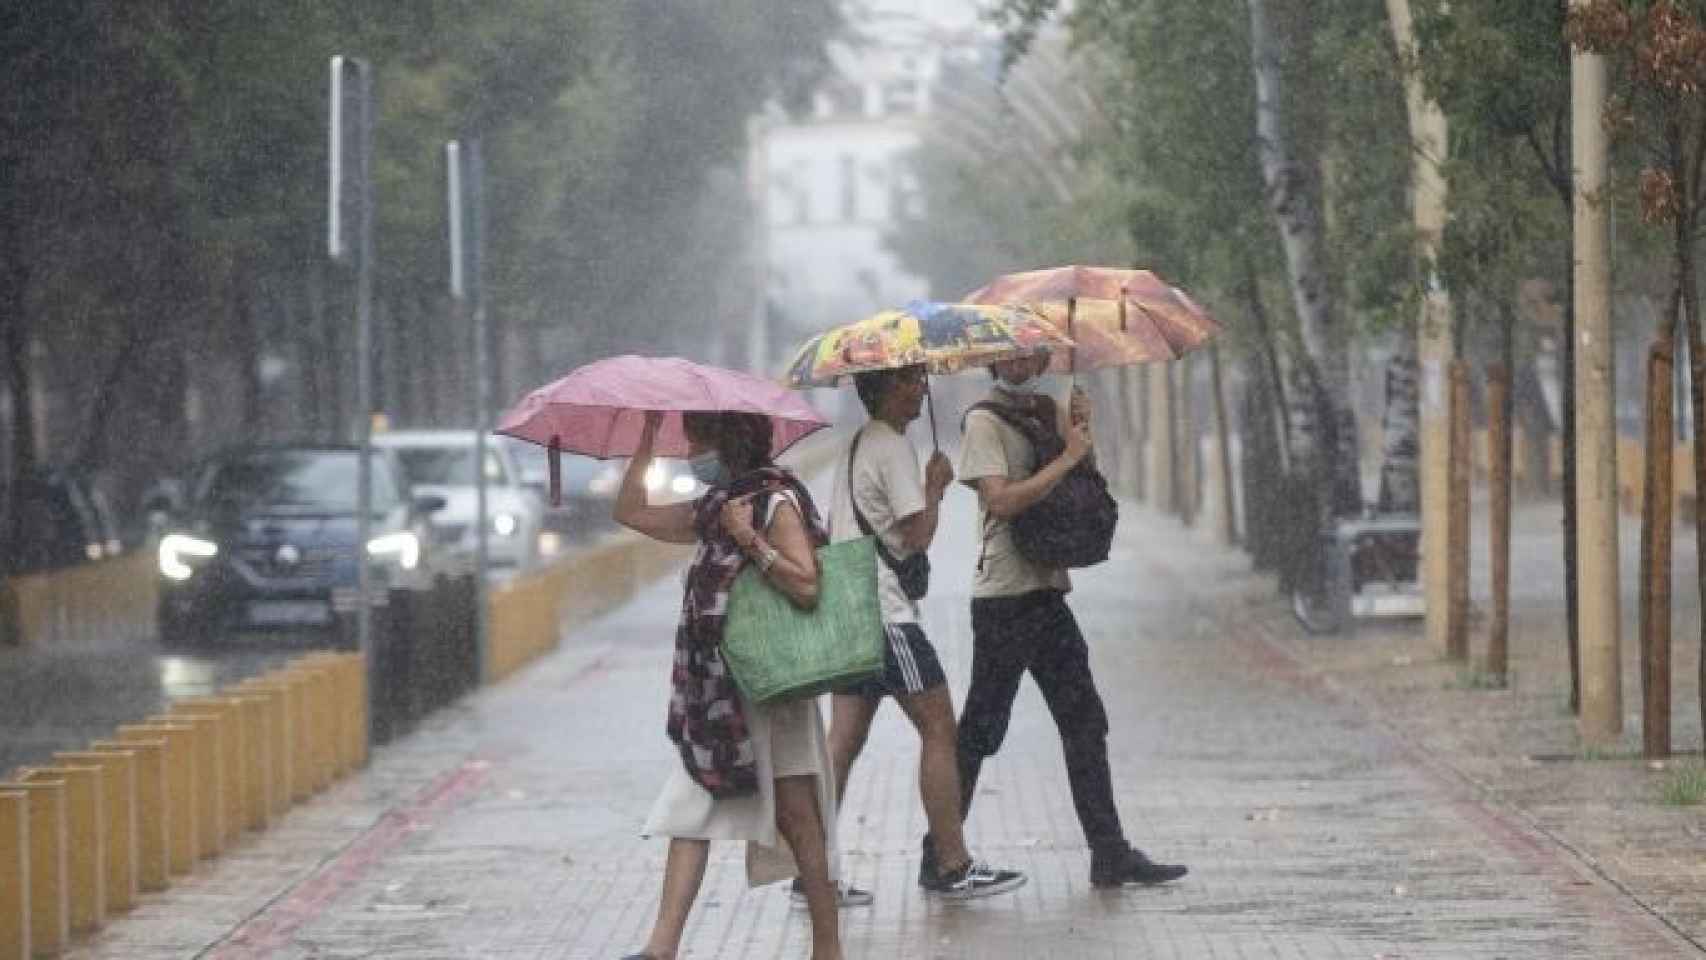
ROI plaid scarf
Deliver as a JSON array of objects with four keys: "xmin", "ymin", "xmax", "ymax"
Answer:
[{"xmin": 667, "ymin": 465, "xmax": 827, "ymax": 797}]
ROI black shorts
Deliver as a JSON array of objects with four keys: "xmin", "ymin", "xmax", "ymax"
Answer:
[{"xmin": 834, "ymin": 622, "xmax": 947, "ymax": 699}]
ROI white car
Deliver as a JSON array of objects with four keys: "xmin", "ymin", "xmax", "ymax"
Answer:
[{"xmin": 372, "ymin": 430, "xmax": 545, "ymax": 576}]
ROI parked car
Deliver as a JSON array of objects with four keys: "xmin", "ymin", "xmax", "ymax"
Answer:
[
  {"xmin": 4, "ymin": 468, "xmax": 122, "ymax": 575},
  {"xmin": 155, "ymin": 445, "xmax": 444, "ymax": 643},
  {"xmin": 372, "ymin": 430, "xmax": 544, "ymax": 575},
  {"xmin": 508, "ymin": 443, "xmax": 702, "ymax": 550}
]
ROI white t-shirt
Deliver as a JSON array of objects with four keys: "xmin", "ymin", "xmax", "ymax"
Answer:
[
  {"xmin": 957, "ymin": 387, "xmax": 1073, "ymax": 599},
  {"xmin": 828, "ymin": 420, "xmax": 926, "ymax": 624}
]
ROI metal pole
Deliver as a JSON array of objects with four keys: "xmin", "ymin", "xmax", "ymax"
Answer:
[
  {"xmin": 470, "ymin": 140, "xmax": 491, "ymax": 686},
  {"xmin": 354, "ymin": 59, "xmax": 376, "ymax": 660}
]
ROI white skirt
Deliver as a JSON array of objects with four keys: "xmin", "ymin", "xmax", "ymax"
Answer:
[{"xmin": 641, "ymin": 694, "xmax": 839, "ymax": 888}]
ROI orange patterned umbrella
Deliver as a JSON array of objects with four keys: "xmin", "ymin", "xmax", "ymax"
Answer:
[{"xmin": 962, "ymin": 265, "xmax": 1220, "ymax": 372}]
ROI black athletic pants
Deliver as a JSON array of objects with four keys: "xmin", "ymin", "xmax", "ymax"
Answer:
[{"xmin": 957, "ymin": 588, "xmax": 1127, "ymax": 854}]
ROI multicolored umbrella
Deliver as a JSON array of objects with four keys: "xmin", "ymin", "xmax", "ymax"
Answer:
[
  {"xmin": 781, "ymin": 300, "xmax": 1073, "ymax": 389},
  {"xmin": 962, "ymin": 265, "xmax": 1220, "ymax": 371},
  {"xmin": 496, "ymin": 355, "xmax": 830, "ymax": 503}
]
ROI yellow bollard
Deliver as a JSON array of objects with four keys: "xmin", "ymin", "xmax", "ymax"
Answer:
[
  {"xmin": 89, "ymin": 739, "xmax": 168, "ymax": 894},
  {"xmin": 116, "ymin": 723, "xmax": 197, "ymax": 876},
  {"xmin": 51, "ymin": 752, "xmax": 135, "ymax": 914},
  {"xmin": 293, "ymin": 661, "xmax": 341, "ymax": 784},
  {"xmin": 148, "ymin": 712, "xmax": 222, "ymax": 859},
  {"xmin": 0, "ymin": 790, "xmax": 29, "ymax": 960},
  {"xmin": 232, "ymin": 679, "xmax": 292, "ymax": 815},
  {"xmin": 0, "ymin": 779, "xmax": 65, "ymax": 957},
  {"xmin": 230, "ymin": 695, "xmax": 271, "ymax": 831},
  {"xmin": 168, "ymin": 699, "xmax": 246, "ymax": 846},
  {"xmin": 19, "ymin": 766, "xmax": 104, "ymax": 937},
  {"xmin": 274, "ymin": 669, "xmax": 322, "ymax": 795},
  {"xmin": 299, "ymin": 653, "xmax": 359, "ymax": 777}
]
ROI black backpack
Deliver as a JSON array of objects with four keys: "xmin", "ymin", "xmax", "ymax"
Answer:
[{"xmin": 965, "ymin": 396, "xmax": 1118, "ymax": 569}]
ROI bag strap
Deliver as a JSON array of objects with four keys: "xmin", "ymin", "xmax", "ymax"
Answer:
[{"xmin": 848, "ymin": 426, "xmax": 910, "ymax": 577}]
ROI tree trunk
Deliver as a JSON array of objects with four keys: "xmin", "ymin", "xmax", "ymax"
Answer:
[
  {"xmin": 1, "ymin": 299, "xmax": 38, "ymax": 574},
  {"xmin": 1242, "ymin": 252, "xmax": 1292, "ymax": 471},
  {"xmin": 1211, "ymin": 342, "xmax": 1239, "ymax": 545},
  {"xmin": 1245, "ymin": 0, "xmax": 1355, "ymax": 523}
]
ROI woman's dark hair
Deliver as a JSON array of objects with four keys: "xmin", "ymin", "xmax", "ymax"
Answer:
[{"xmin": 681, "ymin": 411, "xmax": 772, "ymax": 475}]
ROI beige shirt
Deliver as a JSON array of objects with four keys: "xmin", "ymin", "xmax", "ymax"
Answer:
[
  {"xmin": 957, "ymin": 387, "xmax": 1073, "ymax": 599},
  {"xmin": 829, "ymin": 420, "xmax": 926, "ymax": 624}
]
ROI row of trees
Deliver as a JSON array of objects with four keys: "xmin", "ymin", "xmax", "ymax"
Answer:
[
  {"xmin": 888, "ymin": 1, "xmax": 1701, "ymax": 737},
  {"xmin": 0, "ymin": 0, "xmax": 840, "ymax": 565}
]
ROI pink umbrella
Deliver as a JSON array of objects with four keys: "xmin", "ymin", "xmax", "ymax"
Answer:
[{"xmin": 496, "ymin": 356, "xmax": 830, "ymax": 502}]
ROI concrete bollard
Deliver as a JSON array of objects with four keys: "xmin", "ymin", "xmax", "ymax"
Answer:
[
  {"xmin": 0, "ymin": 790, "xmax": 29, "ymax": 960},
  {"xmin": 229, "ymin": 695, "xmax": 271, "ymax": 831},
  {"xmin": 264, "ymin": 670, "xmax": 315, "ymax": 800},
  {"xmin": 0, "ymin": 779, "xmax": 65, "ymax": 957},
  {"xmin": 274, "ymin": 668, "xmax": 326, "ymax": 794},
  {"xmin": 51, "ymin": 752, "xmax": 136, "ymax": 914},
  {"xmin": 292, "ymin": 660, "xmax": 341, "ymax": 786},
  {"xmin": 88, "ymin": 739, "xmax": 168, "ymax": 894},
  {"xmin": 19, "ymin": 766, "xmax": 103, "ymax": 937},
  {"xmin": 231, "ymin": 679, "xmax": 293, "ymax": 815},
  {"xmin": 298, "ymin": 654, "xmax": 359, "ymax": 777},
  {"xmin": 116, "ymin": 723, "xmax": 197, "ymax": 876},
  {"xmin": 168, "ymin": 699, "xmax": 246, "ymax": 846},
  {"xmin": 147, "ymin": 712, "xmax": 222, "ymax": 859}
]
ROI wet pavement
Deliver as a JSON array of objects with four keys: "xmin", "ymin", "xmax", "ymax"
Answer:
[
  {"xmin": 0, "ymin": 638, "xmax": 298, "ymax": 774},
  {"xmin": 42, "ymin": 485, "xmax": 1705, "ymax": 959}
]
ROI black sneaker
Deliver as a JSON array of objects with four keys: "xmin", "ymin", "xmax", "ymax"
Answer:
[
  {"xmin": 788, "ymin": 878, "xmax": 873, "ymax": 908},
  {"xmin": 922, "ymin": 858, "xmax": 1027, "ymax": 900},
  {"xmin": 1090, "ymin": 846, "xmax": 1188, "ymax": 887},
  {"xmin": 917, "ymin": 833, "xmax": 938, "ymax": 888}
]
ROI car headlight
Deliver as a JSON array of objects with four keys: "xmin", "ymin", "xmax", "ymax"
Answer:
[
  {"xmin": 537, "ymin": 531, "xmax": 563, "ymax": 558},
  {"xmin": 366, "ymin": 531, "xmax": 420, "ymax": 571},
  {"xmin": 645, "ymin": 462, "xmax": 667, "ymax": 492},
  {"xmin": 159, "ymin": 534, "xmax": 218, "ymax": 581},
  {"xmin": 671, "ymin": 474, "xmax": 698, "ymax": 495},
  {"xmin": 491, "ymin": 511, "xmax": 519, "ymax": 537}
]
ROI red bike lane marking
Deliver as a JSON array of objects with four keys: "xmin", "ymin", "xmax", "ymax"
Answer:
[{"xmin": 206, "ymin": 758, "xmax": 491, "ymax": 959}]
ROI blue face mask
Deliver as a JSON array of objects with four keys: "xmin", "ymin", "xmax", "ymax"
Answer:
[
  {"xmin": 689, "ymin": 451, "xmax": 729, "ymax": 487},
  {"xmin": 1000, "ymin": 374, "xmax": 1039, "ymax": 395}
]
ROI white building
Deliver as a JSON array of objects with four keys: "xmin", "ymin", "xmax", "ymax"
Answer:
[{"xmin": 753, "ymin": 1, "xmax": 988, "ymax": 371}]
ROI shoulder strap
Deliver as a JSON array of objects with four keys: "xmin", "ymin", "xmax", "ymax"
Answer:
[{"xmin": 847, "ymin": 425, "xmax": 909, "ymax": 575}]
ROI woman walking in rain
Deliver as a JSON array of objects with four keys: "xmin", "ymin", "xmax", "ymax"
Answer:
[{"xmin": 615, "ymin": 409, "xmax": 842, "ymax": 960}]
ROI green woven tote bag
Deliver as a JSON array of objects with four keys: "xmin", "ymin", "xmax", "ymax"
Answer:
[{"xmin": 721, "ymin": 536, "xmax": 885, "ymax": 704}]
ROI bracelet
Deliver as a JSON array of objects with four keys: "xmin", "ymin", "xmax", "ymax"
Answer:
[{"xmin": 757, "ymin": 544, "xmax": 780, "ymax": 573}]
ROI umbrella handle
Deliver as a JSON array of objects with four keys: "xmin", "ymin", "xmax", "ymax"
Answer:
[
  {"xmin": 548, "ymin": 435, "xmax": 562, "ymax": 507},
  {"xmin": 925, "ymin": 373, "xmax": 940, "ymax": 452}
]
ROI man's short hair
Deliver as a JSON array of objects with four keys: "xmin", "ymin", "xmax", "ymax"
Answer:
[{"xmin": 853, "ymin": 368, "xmax": 901, "ymax": 416}]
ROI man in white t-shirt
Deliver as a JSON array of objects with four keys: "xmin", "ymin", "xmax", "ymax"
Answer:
[
  {"xmin": 805, "ymin": 363, "xmax": 1024, "ymax": 904},
  {"xmin": 947, "ymin": 350, "xmax": 1188, "ymax": 889}
]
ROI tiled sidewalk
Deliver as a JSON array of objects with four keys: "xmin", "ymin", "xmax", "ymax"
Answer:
[{"xmin": 61, "ymin": 488, "xmax": 1701, "ymax": 959}]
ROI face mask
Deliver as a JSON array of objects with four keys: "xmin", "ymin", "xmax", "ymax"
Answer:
[
  {"xmin": 999, "ymin": 373, "xmax": 1039, "ymax": 395},
  {"xmin": 688, "ymin": 451, "xmax": 729, "ymax": 487}
]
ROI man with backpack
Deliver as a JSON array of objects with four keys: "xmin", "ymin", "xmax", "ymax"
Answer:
[{"xmin": 937, "ymin": 350, "xmax": 1189, "ymax": 889}]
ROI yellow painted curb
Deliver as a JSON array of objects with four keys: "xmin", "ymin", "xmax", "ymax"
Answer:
[
  {"xmin": 284, "ymin": 660, "xmax": 340, "ymax": 787},
  {"xmin": 89, "ymin": 739, "xmax": 168, "ymax": 894},
  {"xmin": 116, "ymin": 724, "xmax": 197, "ymax": 877},
  {"xmin": 50, "ymin": 752, "xmax": 135, "ymax": 914},
  {"xmin": 0, "ymin": 780, "xmax": 64, "ymax": 957},
  {"xmin": 0, "ymin": 790, "xmax": 28, "ymax": 960}
]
